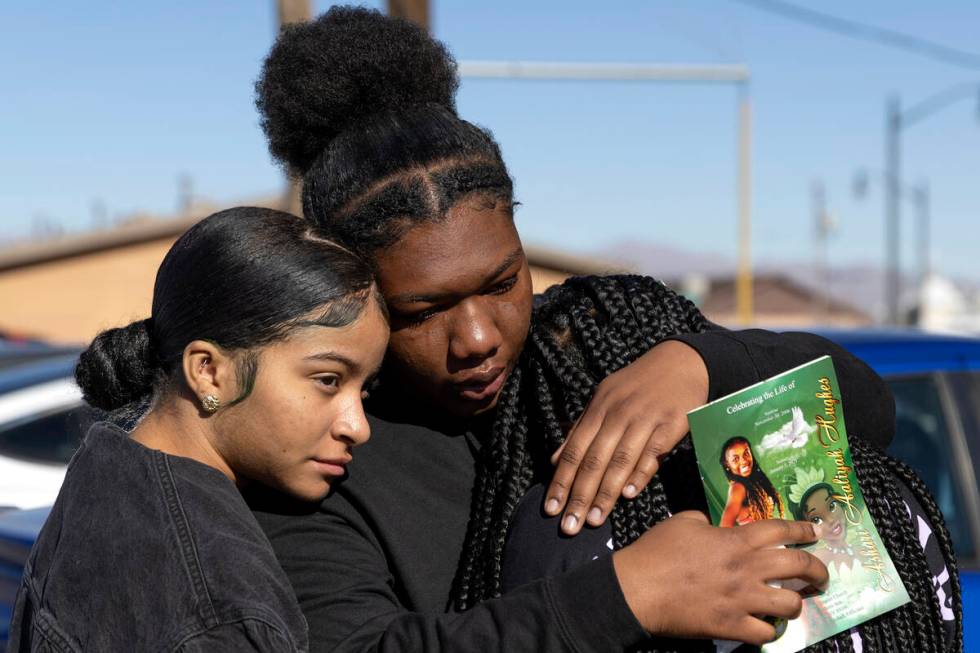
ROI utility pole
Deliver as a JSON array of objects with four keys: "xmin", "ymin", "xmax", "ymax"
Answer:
[
  {"xmin": 881, "ymin": 82, "xmax": 980, "ymax": 324},
  {"xmin": 736, "ymin": 82, "xmax": 753, "ymax": 325},
  {"xmin": 884, "ymin": 96, "xmax": 901, "ymax": 325},
  {"xmin": 387, "ymin": 0, "xmax": 429, "ymax": 31},
  {"xmin": 276, "ymin": 0, "xmax": 312, "ymax": 217},
  {"xmin": 459, "ymin": 61, "xmax": 754, "ymax": 324},
  {"xmin": 811, "ymin": 180, "xmax": 832, "ymax": 323},
  {"xmin": 914, "ymin": 181, "xmax": 930, "ymax": 297}
]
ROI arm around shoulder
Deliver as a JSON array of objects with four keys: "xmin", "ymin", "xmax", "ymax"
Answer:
[{"xmin": 668, "ymin": 327, "xmax": 895, "ymax": 448}]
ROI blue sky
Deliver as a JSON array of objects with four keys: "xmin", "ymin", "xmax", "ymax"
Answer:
[{"xmin": 2, "ymin": 1, "xmax": 979, "ymax": 281}]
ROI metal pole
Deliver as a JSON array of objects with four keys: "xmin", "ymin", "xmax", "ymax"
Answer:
[
  {"xmin": 736, "ymin": 82, "xmax": 753, "ymax": 325},
  {"xmin": 884, "ymin": 96, "xmax": 902, "ymax": 325},
  {"xmin": 459, "ymin": 60, "xmax": 754, "ymax": 324},
  {"xmin": 387, "ymin": 0, "xmax": 429, "ymax": 31},
  {"xmin": 916, "ymin": 181, "xmax": 931, "ymax": 307},
  {"xmin": 276, "ymin": 0, "xmax": 312, "ymax": 218},
  {"xmin": 811, "ymin": 180, "xmax": 829, "ymax": 324}
]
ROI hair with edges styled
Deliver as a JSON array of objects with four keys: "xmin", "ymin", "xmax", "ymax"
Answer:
[
  {"xmin": 256, "ymin": 6, "xmax": 514, "ymax": 253},
  {"xmin": 75, "ymin": 207, "xmax": 379, "ymax": 415},
  {"xmin": 451, "ymin": 274, "xmax": 962, "ymax": 653}
]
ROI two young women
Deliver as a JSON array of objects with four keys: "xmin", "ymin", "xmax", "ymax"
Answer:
[
  {"xmin": 8, "ymin": 208, "xmax": 388, "ymax": 651},
  {"xmin": 251, "ymin": 7, "xmax": 958, "ymax": 652}
]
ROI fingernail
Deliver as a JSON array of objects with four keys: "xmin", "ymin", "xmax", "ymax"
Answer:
[
  {"xmin": 587, "ymin": 507, "xmax": 603, "ymax": 524},
  {"xmin": 812, "ymin": 523, "xmax": 825, "ymax": 539},
  {"xmin": 624, "ymin": 484, "xmax": 638, "ymax": 498},
  {"xmin": 562, "ymin": 514, "xmax": 579, "ymax": 533},
  {"xmin": 545, "ymin": 498, "xmax": 560, "ymax": 515}
]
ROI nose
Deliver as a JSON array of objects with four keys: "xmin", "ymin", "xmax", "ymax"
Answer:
[
  {"xmin": 332, "ymin": 396, "xmax": 372, "ymax": 447},
  {"xmin": 448, "ymin": 297, "xmax": 502, "ymax": 363}
]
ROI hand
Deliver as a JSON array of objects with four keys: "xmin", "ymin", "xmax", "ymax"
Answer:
[
  {"xmin": 613, "ymin": 512, "xmax": 828, "ymax": 645},
  {"xmin": 545, "ymin": 340, "xmax": 709, "ymax": 534}
]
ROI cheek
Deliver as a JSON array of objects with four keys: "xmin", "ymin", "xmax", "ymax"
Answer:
[{"xmin": 388, "ymin": 326, "xmax": 447, "ymax": 375}]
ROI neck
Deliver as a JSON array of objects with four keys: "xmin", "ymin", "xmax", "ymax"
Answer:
[{"xmin": 130, "ymin": 397, "xmax": 237, "ymax": 484}]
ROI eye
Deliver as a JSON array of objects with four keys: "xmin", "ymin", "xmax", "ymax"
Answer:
[
  {"xmin": 487, "ymin": 275, "xmax": 518, "ymax": 295},
  {"xmin": 810, "ymin": 516, "xmax": 823, "ymax": 525},
  {"xmin": 401, "ymin": 307, "xmax": 440, "ymax": 326},
  {"xmin": 828, "ymin": 500, "xmax": 838, "ymax": 512},
  {"xmin": 315, "ymin": 375, "xmax": 341, "ymax": 392}
]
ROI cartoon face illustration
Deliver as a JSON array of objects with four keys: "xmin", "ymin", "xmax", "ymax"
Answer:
[{"xmin": 802, "ymin": 486, "xmax": 846, "ymax": 543}]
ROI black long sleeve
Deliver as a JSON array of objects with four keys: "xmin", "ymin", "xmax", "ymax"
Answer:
[
  {"xmin": 669, "ymin": 327, "xmax": 895, "ymax": 448},
  {"xmin": 251, "ymin": 415, "xmax": 647, "ymax": 653}
]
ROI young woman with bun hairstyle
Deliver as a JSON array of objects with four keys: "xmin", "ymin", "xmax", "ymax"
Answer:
[
  {"xmin": 251, "ymin": 7, "xmax": 917, "ymax": 651},
  {"xmin": 8, "ymin": 207, "xmax": 389, "ymax": 652}
]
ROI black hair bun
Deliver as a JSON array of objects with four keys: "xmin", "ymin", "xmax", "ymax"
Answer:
[
  {"xmin": 75, "ymin": 318, "xmax": 159, "ymax": 411},
  {"xmin": 256, "ymin": 5, "xmax": 460, "ymax": 175}
]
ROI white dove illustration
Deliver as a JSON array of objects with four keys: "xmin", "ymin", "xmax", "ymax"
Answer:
[{"xmin": 759, "ymin": 406, "xmax": 816, "ymax": 451}]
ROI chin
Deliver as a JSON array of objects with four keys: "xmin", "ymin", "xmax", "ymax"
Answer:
[{"xmin": 278, "ymin": 478, "xmax": 332, "ymax": 504}]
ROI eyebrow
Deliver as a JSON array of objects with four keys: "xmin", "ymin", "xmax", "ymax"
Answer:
[
  {"xmin": 304, "ymin": 351, "xmax": 359, "ymax": 371},
  {"xmin": 389, "ymin": 247, "xmax": 524, "ymax": 304}
]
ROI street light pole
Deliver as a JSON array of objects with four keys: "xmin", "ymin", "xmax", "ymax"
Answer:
[
  {"xmin": 881, "ymin": 82, "xmax": 980, "ymax": 325},
  {"xmin": 884, "ymin": 96, "xmax": 901, "ymax": 324},
  {"xmin": 915, "ymin": 181, "xmax": 930, "ymax": 292}
]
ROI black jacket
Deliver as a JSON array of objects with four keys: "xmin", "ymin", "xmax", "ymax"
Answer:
[
  {"xmin": 252, "ymin": 328, "xmax": 895, "ymax": 653},
  {"xmin": 8, "ymin": 423, "xmax": 308, "ymax": 653}
]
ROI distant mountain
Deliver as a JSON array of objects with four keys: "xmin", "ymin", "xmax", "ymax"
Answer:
[{"xmin": 593, "ymin": 240, "xmax": 980, "ymax": 324}]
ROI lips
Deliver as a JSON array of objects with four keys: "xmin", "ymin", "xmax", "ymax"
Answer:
[
  {"xmin": 312, "ymin": 456, "xmax": 351, "ymax": 478},
  {"xmin": 455, "ymin": 366, "xmax": 506, "ymax": 402}
]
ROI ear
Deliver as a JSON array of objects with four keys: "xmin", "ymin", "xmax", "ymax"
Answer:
[{"xmin": 181, "ymin": 340, "xmax": 236, "ymax": 407}]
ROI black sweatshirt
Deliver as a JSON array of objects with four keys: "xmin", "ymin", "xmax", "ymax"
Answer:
[{"xmin": 251, "ymin": 328, "xmax": 895, "ymax": 653}]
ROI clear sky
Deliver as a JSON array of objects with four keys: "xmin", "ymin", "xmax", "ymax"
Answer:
[{"xmin": 2, "ymin": 1, "xmax": 979, "ymax": 281}]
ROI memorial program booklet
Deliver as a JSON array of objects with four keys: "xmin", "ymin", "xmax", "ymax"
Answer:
[{"xmin": 687, "ymin": 356, "xmax": 910, "ymax": 653}]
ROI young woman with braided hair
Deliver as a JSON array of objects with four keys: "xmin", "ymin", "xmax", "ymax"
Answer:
[
  {"xmin": 251, "ymin": 7, "xmax": 902, "ymax": 651},
  {"xmin": 478, "ymin": 275, "xmax": 961, "ymax": 652}
]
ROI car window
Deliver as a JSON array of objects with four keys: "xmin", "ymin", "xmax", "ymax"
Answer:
[
  {"xmin": 0, "ymin": 404, "xmax": 97, "ymax": 465},
  {"xmin": 887, "ymin": 375, "xmax": 976, "ymax": 561},
  {"xmin": 947, "ymin": 370, "xmax": 980, "ymax": 508}
]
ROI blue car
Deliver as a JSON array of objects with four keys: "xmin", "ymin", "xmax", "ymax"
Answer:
[
  {"xmin": 818, "ymin": 328, "xmax": 979, "ymax": 649},
  {"xmin": 1, "ymin": 329, "xmax": 978, "ymax": 647}
]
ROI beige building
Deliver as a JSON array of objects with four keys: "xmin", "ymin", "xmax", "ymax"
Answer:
[{"xmin": 0, "ymin": 200, "xmax": 623, "ymax": 345}]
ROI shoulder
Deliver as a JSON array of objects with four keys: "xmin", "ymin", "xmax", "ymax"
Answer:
[{"xmin": 727, "ymin": 480, "xmax": 746, "ymax": 500}]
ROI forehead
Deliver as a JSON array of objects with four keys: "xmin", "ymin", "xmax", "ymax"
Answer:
[
  {"xmin": 726, "ymin": 442, "xmax": 749, "ymax": 455},
  {"xmin": 373, "ymin": 199, "xmax": 520, "ymax": 300},
  {"xmin": 265, "ymin": 299, "xmax": 389, "ymax": 360},
  {"xmin": 806, "ymin": 488, "xmax": 831, "ymax": 506}
]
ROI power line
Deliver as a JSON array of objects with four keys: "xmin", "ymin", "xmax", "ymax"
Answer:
[{"xmin": 730, "ymin": 0, "xmax": 980, "ymax": 70}]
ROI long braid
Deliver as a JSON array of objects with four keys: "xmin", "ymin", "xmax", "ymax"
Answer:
[{"xmin": 451, "ymin": 274, "xmax": 960, "ymax": 652}]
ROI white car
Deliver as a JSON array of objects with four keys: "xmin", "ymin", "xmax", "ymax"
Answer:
[{"xmin": 0, "ymin": 356, "xmax": 96, "ymax": 510}]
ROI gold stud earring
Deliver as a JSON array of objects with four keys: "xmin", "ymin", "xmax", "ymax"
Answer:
[{"xmin": 202, "ymin": 394, "xmax": 221, "ymax": 413}]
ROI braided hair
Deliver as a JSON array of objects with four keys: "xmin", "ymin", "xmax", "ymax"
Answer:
[
  {"xmin": 256, "ymin": 6, "xmax": 514, "ymax": 255},
  {"xmin": 451, "ymin": 274, "xmax": 962, "ymax": 653}
]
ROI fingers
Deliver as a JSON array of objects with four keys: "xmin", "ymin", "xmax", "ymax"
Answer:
[
  {"xmin": 741, "ymin": 518, "xmax": 819, "ymax": 549},
  {"xmin": 621, "ymin": 419, "xmax": 688, "ymax": 499},
  {"xmin": 751, "ymin": 546, "xmax": 829, "ymax": 592},
  {"xmin": 556, "ymin": 419, "xmax": 626, "ymax": 534},
  {"xmin": 583, "ymin": 422, "xmax": 651, "ymax": 526},
  {"xmin": 732, "ymin": 615, "xmax": 779, "ymax": 648},
  {"xmin": 544, "ymin": 408, "xmax": 603, "ymax": 517}
]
